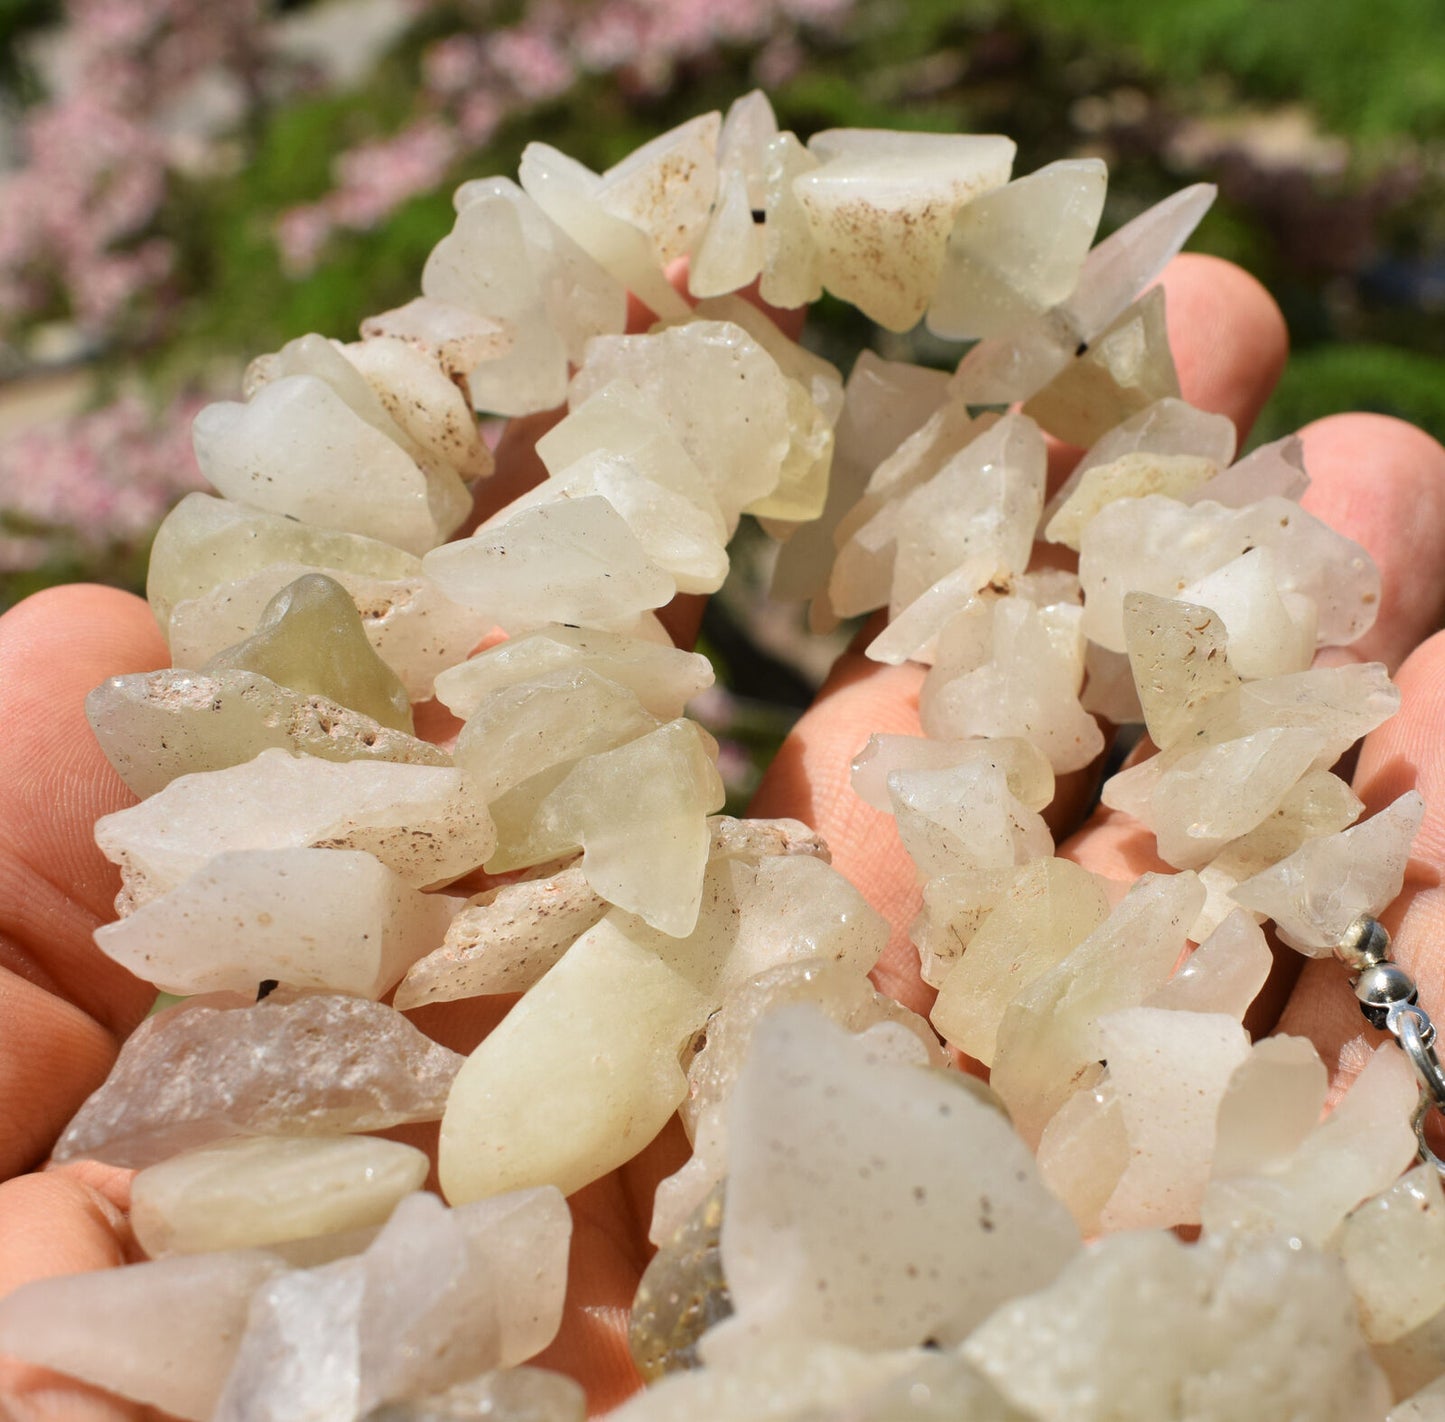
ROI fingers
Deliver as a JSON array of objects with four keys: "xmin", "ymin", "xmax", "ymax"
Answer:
[
  {"xmin": 0, "ymin": 586, "xmax": 168, "ymax": 1179},
  {"xmin": 1275, "ymin": 630, "xmax": 1445, "ymax": 1069}
]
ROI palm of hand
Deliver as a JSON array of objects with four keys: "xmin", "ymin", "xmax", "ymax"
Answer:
[{"xmin": 3, "ymin": 255, "xmax": 1445, "ymax": 1419}]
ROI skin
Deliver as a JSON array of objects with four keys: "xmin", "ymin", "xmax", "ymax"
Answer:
[{"xmin": 2, "ymin": 252, "xmax": 1445, "ymax": 1418}]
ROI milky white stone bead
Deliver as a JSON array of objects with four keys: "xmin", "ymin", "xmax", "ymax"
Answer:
[
  {"xmin": 1045, "ymin": 450, "xmax": 1218, "ymax": 551},
  {"xmin": 703, "ymin": 1006, "xmax": 1079, "ymax": 1362},
  {"xmin": 991, "ymin": 870, "xmax": 1204, "ymax": 1146},
  {"xmin": 0, "ymin": 1250, "xmax": 283, "ymax": 1421},
  {"xmin": 928, "ymin": 157, "xmax": 1107, "ymax": 340},
  {"xmin": 1180, "ymin": 547, "xmax": 1317, "ymax": 679},
  {"xmin": 793, "ymin": 129, "xmax": 1015, "ymax": 330},
  {"xmin": 691, "ymin": 165, "xmax": 764, "ymax": 298},
  {"xmin": 912, "ymin": 864, "xmax": 1030, "ymax": 988},
  {"xmin": 1035, "ymin": 1081, "xmax": 1127, "ymax": 1236},
  {"xmin": 1337, "ymin": 1164, "xmax": 1445, "ymax": 1345},
  {"xmin": 963, "ymin": 1229, "xmax": 1390, "ymax": 1422},
  {"xmin": 130, "ymin": 1135, "xmax": 429, "ymax": 1257},
  {"xmin": 93, "ymin": 847, "xmax": 458, "ymax": 998},
  {"xmin": 438, "ymin": 918, "xmax": 711, "ymax": 1203},
  {"xmin": 193, "ymin": 376, "xmax": 446, "ymax": 557},
  {"xmin": 359, "ymin": 295, "xmax": 512, "ymax": 388},
  {"xmin": 850, "ymin": 732, "xmax": 1055, "ymax": 814},
  {"xmin": 759, "ymin": 130, "xmax": 824, "ymax": 309},
  {"xmin": 1145, "ymin": 908, "xmax": 1271, "ymax": 1018},
  {"xmin": 97, "ymin": 749, "xmax": 495, "ymax": 909}
]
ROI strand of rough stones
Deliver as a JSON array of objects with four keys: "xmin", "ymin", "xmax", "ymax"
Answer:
[{"xmin": 0, "ymin": 90, "xmax": 1438, "ymax": 1421}]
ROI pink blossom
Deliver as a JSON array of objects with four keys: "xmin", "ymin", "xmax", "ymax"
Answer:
[{"xmin": 487, "ymin": 26, "xmax": 577, "ymax": 103}]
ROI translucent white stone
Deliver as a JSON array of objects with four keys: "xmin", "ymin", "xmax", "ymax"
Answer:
[
  {"xmin": 888, "ymin": 758, "xmax": 1054, "ymax": 882},
  {"xmin": 438, "ymin": 918, "xmax": 711, "ymax": 1203},
  {"xmin": 1392, "ymin": 1379, "xmax": 1445, "ymax": 1422},
  {"xmin": 365, "ymin": 1368, "xmax": 586, "ymax": 1422},
  {"xmin": 1231, "ymin": 790, "xmax": 1425, "ymax": 954},
  {"xmin": 1080, "ymin": 641, "xmax": 1143, "ymax": 724},
  {"xmin": 1022, "ymin": 286, "xmax": 1180, "ymax": 448},
  {"xmin": 1095, "ymin": 1006, "xmax": 1251, "ymax": 1230},
  {"xmin": 93, "ymin": 847, "xmax": 458, "ymax": 998},
  {"xmin": 952, "ymin": 184, "xmax": 1215, "ymax": 405},
  {"xmin": 0, "ymin": 1249, "xmax": 283, "ymax": 1420},
  {"xmin": 794, "ymin": 129, "xmax": 1015, "ymax": 330},
  {"xmin": 424, "ymin": 177, "xmax": 625, "ymax": 414},
  {"xmin": 1193, "ymin": 770, "xmax": 1363, "ymax": 940},
  {"xmin": 423, "ymin": 495, "xmax": 676, "ymax": 630},
  {"xmin": 931, "ymin": 857, "xmax": 1113, "ymax": 1065},
  {"xmin": 759, "ymin": 131, "xmax": 823, "ymax": 309},
  {"xmin": 963, "ymin": 1230, "xmax": 1390, "ymax": 1422},
  {"xmin": 920, "ymin": 597, "xmax": 1104, "ymax": 773},
  {"xmin": 703, "ymin": 1007, "xmax": 1079, "ymax": 1362},
  {"xmin": 1079, "ymin": 494, "xmax": 1380, "ymax": 653},
  {"xmin": 1337, "ymin": 1164, "xmax": 1445, "ymax": 1344},
  {"xmin": 691, "ymin": 166, "xmax": 764, "ymax": 298},
  {"xmin": 97, "ymin": 750, "xmax": 495, "ymax": 909},
  {"xmin": 193, "ymin": 376, "xmax": 446, "ymax": 556},
  {"xmin": 715, "ymin": 90, "xmax": 778, "ymax": 212},
  {"xmin": 850, "ymin": 732, "xmax": 1054, "ymax": 813},
  {"xmin": 1179, "ymin": 548, "xmax": 1317, "ymax": 679},
  {"xmin": 435, "ymin": 625, "xmax": 712, "ymax": 724},
  {"xmin": 911, "ymin": 865, "xmax": 1026, "ymax": 989},
  {"xmin": 86, "ymin": 666, "xmax": 448, "ymax": 799},
  {"xmin": 991, "ymin": 871, "xmax": 1204, "ymax": 1146},
  {"xmin": 355, "ymin": 1189, "xmax": 571, "ymax": 1409},
  {"xmin": 518, "ymin": 142, "xmax": 690, "ymax": 323},
  {"xmin": 1202, "ymin": 1040, "xmax": 1419, "ymax": 1244},
  {"xmin": 54, "ymin": 994, "xmax": 463, "ymax": 1168},
  {"xmin": 569, "ymin": 322, "xmax": 792, "ymax": 529},
  {"xmin": 594, "ymin": 111, "xmax": 720, "ymax": 263},
  {"xmin": 1145, "ymin": 909, "xmax": 1272, "ymax": 1018},
  {"xmin": 131, "ymin": 1135, "xmax": 429, "ymax": 1257},
  {"xmin": 1045, "ymin": 451, "xmax": 1218, "ymax": 552},
  {"xmin": 928, "ymin": 158, "xmax": 1107, "ymax": 340},
  {"xmin": 887, "ymin": 411, "xmax": 1046, "ymax": 615},
  {"xmin": 1192, "ymin": 432, "xmax": 1310, "ymax": 508},
  {"xmin": 358, "ymin": 296, "xmax": 512, "ymax": 388},
  {"xmin": 1035, "ymin": 1081, "xmax": 1127, "ymax": 1236},
  {"xmin": 1121, "ymin": 592, "xmax": 1240, "ymax": 751}
]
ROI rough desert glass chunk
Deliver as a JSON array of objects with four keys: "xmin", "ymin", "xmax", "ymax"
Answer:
[
  {"xmin": 85, "ymin": 666, "xmax": 448, "ymax": 799},
  {"xmin": 1022, "ymin": 286, "xmax": 1180, "ymax": 448},
  {"xmin": 1230, "ymin": 790, "xmax": 1425, "ymax": 954},
  {"xmin": 53, "ymin": 995, "xmax": 463, "ymax": 1169},
  {"xmin": 849, "ymin": 732, "xmax": 1055, "ymax": 813},
  {"xmin": 702, "ymin": 1006, "xmax": 1079, "ymax": 1363},
  {"xmin": 569, "ymin": 321, "xmax": 792, "ymax": 528},
  {"xmin": 193, "ymin": 376, "xmax": 445, "ymax": 556},
  {"xmin": 435, "ymin": 624, "xmax": 712, "ymax": 723},
  {"xmin": 990, "ymin": 871, "xmax": 1204, "ymax": 1146},
  {"xmin": 690, "ymin": 95, "xmax": 774, "ymax": 298},
  {"xmin": 1179, "ymin": 547, "xmax": 1317, "ymax": 679},
  {"xmin": 1202, "ymin": 1039, "xmax": 1419, "ymax": 1245},
  {"xmin": 1336, "ymin": 1164, "xmax": 1445, "ymax": 1345},
  {"xmin": 130, "ymin": 1135, "xmax": 429, "ymax": 1257},
  {"xmin": 962, "ymin": 1230, "xmax": 1390, "ymax": 1422},
  {"xmin": 204, "ymin": 573, "xmax": 414, "ymax": 733},
  {"xmin": 1121, "ymin": 593, "xmax": 1241, "ymax": 751},
  {"xmin": 423, "ymin": 495, "xmax": 676, "ymax": 631},
  {"xmin": 793, "ymin": 129, "xmax": 1016, "ymax": 330},
  {"xmin": 1045, "ymin": 451, "xmax": 1218, "ymax": 552},
  {"xmin": 97, "ymin": 749, "xmax": 495, "ymax": 909},
  {"xmin": 594, "ymin": 111, "xmax": 720, "ymax": 263},
  {"xmin": 951, "ymin": 184, "xmax": 1215, "ymax": 406},
  {"xmin": 1145, "ymin": 909, "xmax": 1272, "ymax": 1019},
  {"xmin": 422, "ymin": 177, "xmax": 625, "ymax": 415},
  {"xmin": 0, "ymin": 1249, "xmax": 283, "ymax": 1421},
  {"xmin": 930, "ymin": 857, "xmax": 1113, "ymax": 1066},
  {"xmin": 759, "ymin": 130, "xmax": 824, "ymax": 309},
  {"xmin": 438, "ymin": 918, "xmax": 711, "ymax": 1203},
  {"xmin": 93, "ymin": 847, "xmax": 458, "ymax": 999},
  {"xmin": 1034, "ymin": 1079, "xmax": 1127, "ymax": 1237},
  {"xmin": 927, "ymin": 158, "xmax": 1107, "ymax": 340},
  {"xmin": 887, "ymin": 411, "xmax": 1046, "ymax": 615},
  {"xmin": 517, "ymin": 141, "xmax": 691, "ymax": 324},
  {"xmin": 1094, "ymin": 1006, "xmax": 1251, "ymax": 1231},
  {"xmin": 359, "ymin": 295, "xmax": 512, "ymax": 390},
  {"xmin": 1192, "ymin": 432, "xmax": 1310, "ymax": 507},
  {"xmin": 360, "ymin": 1368, "xmax": 586, "ymax": 1422}
]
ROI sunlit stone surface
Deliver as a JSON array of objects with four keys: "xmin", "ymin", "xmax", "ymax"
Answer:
[
  {"xmin": 1202, "ymin": 1040, "xmax": 1418, "ymax": 1244},
  {"xmin": 86, "ymin": 666, "xmax": 447, "ymax": 799},
  {"xmin": 94, "ymin": 847, "xmax": 458, "ymax": 998},
  {"xmin": 131, "ymin": 1135, "xmax": 429, "ymax": 1257},
  {"xmin": 928, "ymin": 158, "xmax": 1106, "ymax": 340},
  {"xmin": 963, "ymin": 1230, "xmax": 1390, "ymax": 1421},
  {"xmin": 358, "ymin": 296, "xmax": 512, "ymax": 388},
  {"xmin": 931, "ymin": 857, "xmax": 1112, "ymax": 1066},
  {"xmin": 795, "ymin": 129, "xmax": 1015, "ymax": 330},
  {"xmin": 361, "ymin": 1368, "xmax": 586, "ymax": 1422},
  {"xmin": 0, "ymin": 1250, "xmax": 283, "ymax": 1421},
  {"xmin": 1230, "ymin": 790, "xmax": 1425, "ymax": 954},
  {"xmin": 704, "ymin": 1007, "xmax": 1079, "ymax": 1361},
  {"xmin": 54, "ymin": 994, "xmax": 463, "ymax": 1168},
  {"xmin": 1146, "ymin": 909, "xmax": 1271, "ymax": 1019},
  {"xmin": 98, "ymin": 750, "xmax": 494, "ymax": 911},
  {"xmin": 1336, "ymin": 1164, "xmax": 1445, "ymax": 1345},
  {"xmin": 849, "ymin": 733, "xmax": 1054, "ymax": 814},
  {"xmin": 759, "ymin": 130, "xmax": 823, "ymax": 309},
  {"xmin": 1045, "ymin": 451, "xmax": 1218, "ymax": 552}
]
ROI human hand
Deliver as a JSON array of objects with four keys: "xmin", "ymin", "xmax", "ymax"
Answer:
[{"xmin": 3, "ymin": 251, "xmax": 1445, "ymax": 1419}]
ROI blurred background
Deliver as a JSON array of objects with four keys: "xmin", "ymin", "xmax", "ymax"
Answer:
[{"xmin": 1, "ymin": 0, "xmax": 1442, "ymax": 803}]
